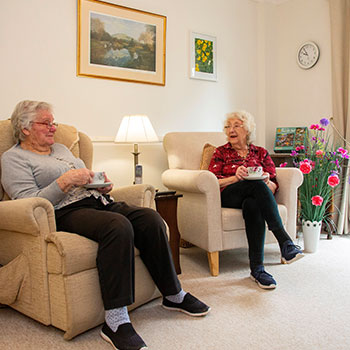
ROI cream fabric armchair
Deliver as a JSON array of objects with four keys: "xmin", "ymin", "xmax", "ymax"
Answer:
[
  {"xmin": 0, "ymin": 120, "xmax": 160, "ymax": 340},
  {"xmin": 162, "ymin": 132, "xmax": 303, "ymax": 277}
]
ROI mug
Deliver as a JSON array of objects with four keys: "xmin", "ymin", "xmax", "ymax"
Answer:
[
  {"xmin": 247, "ymin": 166, "xmax": 263, "ymax": 177},
  {"xmin": 92, "ymin": 171, "xmax": 105, "ymax": 184}
]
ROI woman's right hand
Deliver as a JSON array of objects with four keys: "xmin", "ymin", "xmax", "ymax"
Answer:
[
  {"xmin": 218, "ymin": 166, "xmax": 248, "ymax": 187},
  {"xmin": 235, "ymin": 165, "xmax": 248, "ymax": 181},
  {"xmin": 56, "ymin": 169, "xmax": 94, "ymax": 192}
]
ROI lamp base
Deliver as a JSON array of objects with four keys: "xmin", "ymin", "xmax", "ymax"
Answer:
[{"xmin": 134, "ymin": 164, "xmax": 143, "ymax": 184}]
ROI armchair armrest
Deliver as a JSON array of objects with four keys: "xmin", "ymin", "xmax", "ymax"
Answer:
[
  {"xmin": 0, "ymin": 197, "xmax": 56, "ymax": 235},
  {"xmin": 162, "ymin": 169, "xmax": 223, "ymax": 251},
  {"xmin": 275, "ymin": 168, "xmax": 303, "ymax": 205},
  {"xmin": 162, "ymin": 169, "xmax": 220, "ymax": 194},
  {"xmin": 45, "ymin": 231, "xmax": 97, "ymax": 276},
  {"xmin": 110, "ymin": 184, "xmax": 156, "ymax": 208},
  {"xmin": 275, "ymin": 167, "xmax": 303, "ymax": 236}
]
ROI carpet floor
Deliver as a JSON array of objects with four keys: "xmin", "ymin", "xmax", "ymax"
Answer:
[{"xmin": 1, "ymin": 234, "xmax": 350, "ymax": 350}]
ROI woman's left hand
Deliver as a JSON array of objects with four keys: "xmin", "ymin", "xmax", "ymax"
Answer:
[
  {"xmin": 263, "ymin": 172, "xmax": 277, "ymax": 194},
  {"xmin": 263, "ymin": 172, "xmax": 270, "ymax": 184},
  {"xmin": 96, "ymin": 173, "xmax": 113, "ymax": 194}
]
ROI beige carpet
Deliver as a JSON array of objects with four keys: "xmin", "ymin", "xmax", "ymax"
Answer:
[{"xmin": 1, "ymin": 234, "xmax": 350, "ymax": 350}]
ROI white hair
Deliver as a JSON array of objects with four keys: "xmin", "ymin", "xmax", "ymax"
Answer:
[
  {"xmin": 224, "ymin": 110, "xmax": 256, "ymax": 144},
  {"xmin": 11, "ymin": 100, "xmax": 53, "ymax": 143}
]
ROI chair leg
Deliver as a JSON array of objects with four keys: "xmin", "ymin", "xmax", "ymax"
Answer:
[{"xmin": 207, "ymin": 251, "xmax": 219, "ymax": 276}]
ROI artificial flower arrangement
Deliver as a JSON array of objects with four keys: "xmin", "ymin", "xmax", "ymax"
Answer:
[{"xmin": 282, "ymin": 118, "xmax": 349, "ymax": 226}]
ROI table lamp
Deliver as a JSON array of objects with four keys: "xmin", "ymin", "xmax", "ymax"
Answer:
[{"xmin": 114, "ymin": 115, "xmax": 159, "ymax": 184}]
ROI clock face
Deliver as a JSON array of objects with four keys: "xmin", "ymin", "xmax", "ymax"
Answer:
[{"xmin": 297, "ymin": 42, "xmax": 320, "ymax": 69}]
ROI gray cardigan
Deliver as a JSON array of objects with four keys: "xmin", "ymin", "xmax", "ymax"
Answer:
[{"xmin": 1, "ymin": 143, "xmax": 96, "ymax": 209}]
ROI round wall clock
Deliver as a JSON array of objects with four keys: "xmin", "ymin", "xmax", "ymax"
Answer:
[{"xmin": 297, "ymin": 41, "xmax": 320, "ymax": 69}]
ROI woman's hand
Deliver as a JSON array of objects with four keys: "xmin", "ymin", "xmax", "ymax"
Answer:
[
  {"xmin": 263, "ymin": 172, "xmax": 277, "ymax": 194},
  {"xmin": 235, "ymin": 165, "xmax": 248, "ymax": 181},
  {"xmin": 56, "ymin": 168, "xmax": 94, "ymax": 192},
  {"xmin": 95, "ymin": 172, "xmax": 113, "ymax": 194},
  {"xmin": 218, "ymin": 165, "xmax": 247, "ymax": 187}
]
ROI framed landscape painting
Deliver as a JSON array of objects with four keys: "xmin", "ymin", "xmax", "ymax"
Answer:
[
  {"xmin": 190, "ymin": 32, "xmax": 217, "ymax": 81},
  {"xmin": 77, "ymin": 0, "xmax": 166, "ymax": 85}
]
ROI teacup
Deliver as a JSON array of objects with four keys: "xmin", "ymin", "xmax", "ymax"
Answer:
[
  {"xmin": 92, "ymin": 171, "xmax": 105, "ymax": 184},
  {"xmin": 247, "ymin": 166, "xmax": 263, "ymax": 177}
]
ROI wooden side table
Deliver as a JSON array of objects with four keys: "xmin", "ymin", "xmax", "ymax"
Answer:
[
  {"xmin": 270, "ymin": 153, "xmax": 294, "ymax": 167},
  {"xmin": 155, "ymin": 191, "xmax": 183, "ymax": 274}
]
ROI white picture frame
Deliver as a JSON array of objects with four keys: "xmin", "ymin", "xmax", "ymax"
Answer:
[{"xmin": 190, "ymin": 32, "xmax": 217, "ymax": 81}]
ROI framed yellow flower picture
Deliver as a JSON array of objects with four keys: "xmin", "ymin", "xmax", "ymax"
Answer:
[{"xmin": 190, "ymin": 32, "xmax": 217, "ymax": 81}]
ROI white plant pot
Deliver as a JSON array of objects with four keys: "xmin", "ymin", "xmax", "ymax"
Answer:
[{"xmin": 302, "ymin": 220, "xmax": 322, "ymax": 253}]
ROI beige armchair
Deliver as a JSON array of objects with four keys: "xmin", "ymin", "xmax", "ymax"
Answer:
[
  {"xmin": 162, "ymin": 132, "xmax": 303, "ymax": 277},
  {"xmin": 0, "ymin": 120, "xmax": 160, "ymax": 340}
]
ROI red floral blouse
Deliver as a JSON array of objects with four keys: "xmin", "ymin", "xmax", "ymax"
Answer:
[{"xmin": 208, "ymin": 143, "xmax": 279, "ymax": 192}]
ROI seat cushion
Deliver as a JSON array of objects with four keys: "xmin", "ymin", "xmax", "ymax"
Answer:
[
  {"xmin": 46, "ymin": 232, "xmax": 141, "ymax": 276},
  {"xmin": 221, "ymin": 204, "xmax": 288, "ymax": 231}
]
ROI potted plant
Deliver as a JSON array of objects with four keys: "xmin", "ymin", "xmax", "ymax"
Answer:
[{"xmin": 289, "ymin": 118, "xmax": 349, "ymax": 252}]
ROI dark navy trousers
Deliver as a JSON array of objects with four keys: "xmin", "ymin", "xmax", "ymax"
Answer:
[
  {"xmin": 221, "ymin": 180, "xmax": 291, "ymax": 269},
  {"xmin": 55, "ymin": 196, "xmax": 181, "ymax": 310}
]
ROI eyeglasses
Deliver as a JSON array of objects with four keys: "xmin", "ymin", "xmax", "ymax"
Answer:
[
  {"xmin": 224, "ymin": 124, "xmax": 244, "ymax": 130},
  {"xmin": 31, "ymin": 121, "xmax": 58, "ymax": 129}
]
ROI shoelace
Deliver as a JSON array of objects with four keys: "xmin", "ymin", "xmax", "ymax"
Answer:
[
  {"xmin": 253, "ymin": 267, "xmax": 273, "ymax": 278},
  {"xmin": 284, "ymin": 241, "xmax": 301, "ymax": 252},
  {"xmin": 287, "ymin": 244, "xmax": 302, "ymax": 252}
]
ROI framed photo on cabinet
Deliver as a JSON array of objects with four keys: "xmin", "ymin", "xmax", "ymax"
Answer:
[
  {"xmin": 77, "ymin": 0, "xmax": 166, "ymax": 85},
  {"xmin": 190, "ymin": 32, "xmax": 217, "ymax": 81}
]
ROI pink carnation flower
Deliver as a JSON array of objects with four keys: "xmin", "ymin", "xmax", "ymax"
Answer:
[
  {"xmin": 328, "ymin": 175, "xmax": 340, "ymax": 187},
  {"xmin": 299, "ymin": 161, "xmax": 312, "ymax": 174},
  {"xmin": 279, "ymin": 162, "xmax": 287, "ymax": 167},
  {"xmin": 316, "ymin": 150, "xmax": 324, "ymax": 157},
  {"xmin": 312, "ymin": 195, "xmax": 324, "ymax": 206},
  {"xmin": 337, "ymin": 147, "xmax": 347, "ymax": 154}
]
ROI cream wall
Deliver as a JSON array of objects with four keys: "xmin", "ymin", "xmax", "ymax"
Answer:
[
  {"xmin": 0, "ymin": 0, "xmax": 333, "ymax": 190},
  {"xmin": 263, "ymin": 0, "xmax": 332, "ymax": 152},
  {"xmin": 0, "ymin": 0, "xmax": 260, "ymax": 190}
]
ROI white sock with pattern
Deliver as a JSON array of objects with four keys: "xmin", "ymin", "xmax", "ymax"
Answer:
[
  {"xmin": 165, "ymin": 289, "xmax": 187, "ymax": 303},
  {"xmin": 105, "ymin": 306, "xmax": 130, "ymax": 332}
]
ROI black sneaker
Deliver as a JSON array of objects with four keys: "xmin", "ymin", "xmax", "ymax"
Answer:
[
  {"xmin": 250, "ymin": 266, "xmax": 277, "ymax": 290},
  {"xmin": 281, "ymin": 240, "xmax": 304, "ymax": 264},
  {"xmin": 100, "ymin": 322, "xmax": 147, "ymax": 350},
  {"xmin": 162, "ymin": 293, "xmax": 210, "ymax": 316}
]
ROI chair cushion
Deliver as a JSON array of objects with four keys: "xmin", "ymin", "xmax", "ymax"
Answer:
[
  {"xmin": 46, "ymin": 232, "xmax": 141, "ymax": 276},
  {"xmin": 221, "ymin": 204, "xmax": 288, "ymax": 231},
  {"xmin": 200, "ymin": 143, "xmax": 216, "ymax": 170},
  {"xmin": 53, "ymin": 124, "xmax": 80, "ymax": 158}
]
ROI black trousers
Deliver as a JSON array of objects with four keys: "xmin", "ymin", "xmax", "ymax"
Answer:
[
  {"xmin": 221, "ymin": 180, "xmax": 291, "ymax": 270},
  {"xmin": 55, "ymin": 196, "xmax": 181, "ymax": 310}
]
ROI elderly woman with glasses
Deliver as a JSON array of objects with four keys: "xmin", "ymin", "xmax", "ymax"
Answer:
[
  {"xmin": 208, "ymin": 110, "xmax": 304, "ymax": 290},
  {"xmin": 1, "ymin": 100, "xmax": 210, "ymax": 350}
]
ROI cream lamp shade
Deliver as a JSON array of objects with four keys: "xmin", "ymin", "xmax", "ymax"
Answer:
[
  {"xmin": 114, "ymin": 115, "xmax": 158, "ymax": 184},
  {"xmin": 114, "ymin": 115, "xmax": 158, "ymax": 143}
]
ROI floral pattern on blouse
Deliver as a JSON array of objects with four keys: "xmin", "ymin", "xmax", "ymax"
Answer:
[{"xmin": 208, "ymin": 143, "xmax": 279, "ymax": 192}]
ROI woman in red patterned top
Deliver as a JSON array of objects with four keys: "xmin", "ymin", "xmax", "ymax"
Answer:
[{"xmin": 208, "ymin": 111, "xmax": 303, "ymax": 289}]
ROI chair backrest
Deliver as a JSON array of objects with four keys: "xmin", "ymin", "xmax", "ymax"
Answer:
[
  {"xmin": 163, "ymin": 132, "xmax": 226, "ymax": 170},
  {"xmin": 0, "ymin": 119, "xmax": 93, "ymax": 200}
]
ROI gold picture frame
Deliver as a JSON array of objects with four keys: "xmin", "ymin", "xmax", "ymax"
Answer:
[{"xmin": 77, "ymin": 0, "xmax": 166, "ymax": 85}]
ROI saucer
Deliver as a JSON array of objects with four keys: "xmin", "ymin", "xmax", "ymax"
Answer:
[
  {"xmin": 84, "ymin": 182, "xmax": 112, "ymax": 189},
  {"xmin": 243, "ymin": 174, "xmax": 268, "ymax": 181}
]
